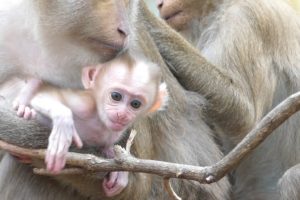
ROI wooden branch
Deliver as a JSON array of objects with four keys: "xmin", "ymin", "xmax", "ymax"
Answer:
[
  {"xmin": 1, "ymin": 92, "xmax": 300, "ymax": 186},
  {"xmin": 32, "ymin": 129, "xmax": 182, "ymax": 199}
]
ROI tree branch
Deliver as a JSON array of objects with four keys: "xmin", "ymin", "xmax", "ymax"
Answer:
[{"xmin": 1, "ymin": 92, "xmax": 300, "ymax": 185}]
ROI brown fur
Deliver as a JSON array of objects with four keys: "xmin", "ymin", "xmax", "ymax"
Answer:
[
  {"xmin": 151, "ymin": 0, "xmax": 300, "ymax": 199},
  {"xmin": 0, "ymin": 0, "xmax": 230, "ymax": 199}
]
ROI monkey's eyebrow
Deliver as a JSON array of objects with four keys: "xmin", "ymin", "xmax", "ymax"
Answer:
[
  {"xmin": 132, "ymin": 94, "xmax": 146, "ymax": 103},
  {"xmin": 125, "ymin": 90, "xmax": 146, "ymax": 102},
  {"xmin": 125, "ymin": 89, "xmax": 147, "ymax": 104}
]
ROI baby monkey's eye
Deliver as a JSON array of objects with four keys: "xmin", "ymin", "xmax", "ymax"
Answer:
[
  {"xmin": 111, "ymin": 92, "xmax": 122, "ymax": 101},
  {"xmin": 130, "ymin": 100, "xmax": 142, "ymax": 109}
]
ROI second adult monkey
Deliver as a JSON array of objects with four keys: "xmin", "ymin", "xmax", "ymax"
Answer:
[
  {"xmin": 0, "ymin": 0, "xmax": 128, "ymax": 106},
  {"xmin": 151, "ymin": 0, "xmax": 300, "ymax": 199},
  {"xmin": 14, "ymin": 52, "xmax": 168, "ymax": 197}
]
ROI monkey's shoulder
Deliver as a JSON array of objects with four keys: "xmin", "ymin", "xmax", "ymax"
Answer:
[{"xmin": 66, "ymin": 90, "xmax": 96, "ymax": 119}]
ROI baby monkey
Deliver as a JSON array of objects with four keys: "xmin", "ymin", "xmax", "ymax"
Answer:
[{"xmin": 14, "ymin": 52, "xmax": 168, "ymax": 197}]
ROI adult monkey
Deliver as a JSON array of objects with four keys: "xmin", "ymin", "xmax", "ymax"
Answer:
[
  {"xmin": 0, "ymin": 0, "xmax": 230, "ymax": 199},
  {"xmin": 146, "ymin": 0, "xmax": 300, "ymax": 199},
  {"xmin": 0, "ymin": 0, "xmax": 128, "ymax": 172}
]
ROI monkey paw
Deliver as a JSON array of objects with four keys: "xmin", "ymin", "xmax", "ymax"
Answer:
[
  {"xmin": 103, "ymin": 171, "xmax": 129, "ymax": 197},
  {"xmin": 13, "ymin": 100, "xmax": 36, "ymax": 120},
  {"xmin": 45, "ymin": 117, "xmax": 83, "ymax": 173}
]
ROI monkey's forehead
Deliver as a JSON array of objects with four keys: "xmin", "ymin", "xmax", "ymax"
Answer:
[
  {"xmin": 107, "ymin": 61, "xmax": 152, "ymax": 85},
  {"xmin": 132, "ymin": 61, "xmax": 152, "ymax": 83}
]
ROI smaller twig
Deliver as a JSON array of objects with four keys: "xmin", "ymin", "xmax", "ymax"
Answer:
[
  {"xmin": 129, "ymin": 131, "xmax": 182, "ymax": 200},
  {"xmin": 126, "ymin": 130, "xmax": 137, "ymax": 152},
  {"xmin": 114, "ymin": 130, "xmax": 136, "ymax": 164},
  {"xmin": 163, "ymin": 178, "xmax": 182, "ymax": 200}
]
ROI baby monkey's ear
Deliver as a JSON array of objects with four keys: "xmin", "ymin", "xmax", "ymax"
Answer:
[
  {"xmin": 149, "ymin": 82, "xmax": 169, "ymax": 113},
  {"xmin": 81, "ymin": 66, "xmax": 100, "ymax": 89}
]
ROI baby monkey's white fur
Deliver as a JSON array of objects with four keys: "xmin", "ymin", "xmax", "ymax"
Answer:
[{"xmin": 14, "ymin": 53, "xmax": 168, "ymax": 197}]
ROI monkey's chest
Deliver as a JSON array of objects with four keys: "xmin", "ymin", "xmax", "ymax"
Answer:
[{"xmin": 73, "ymin": 115, "xmax": 108, "ymax": 147}]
